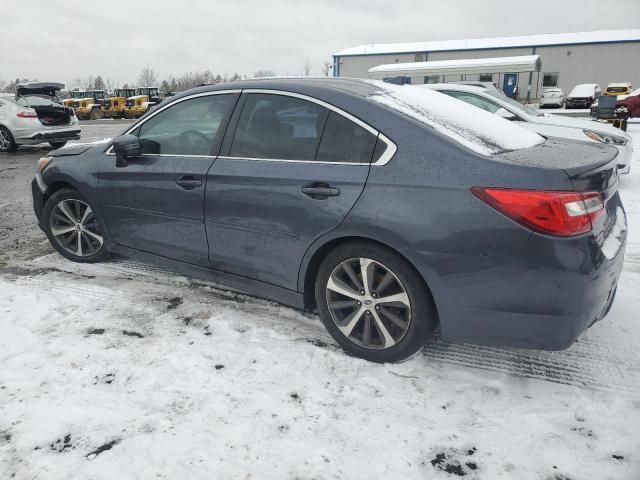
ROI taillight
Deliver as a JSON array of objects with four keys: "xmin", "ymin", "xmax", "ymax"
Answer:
[
  {"xmin": 471, "ymin": 187, "xmax": 605, "ymax": 237},
  {"xmin": 16, "ymin": 111, "xmax": 38, "ymax": 118}
]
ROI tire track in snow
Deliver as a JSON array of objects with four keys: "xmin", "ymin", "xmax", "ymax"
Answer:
[
  {"xmin": 422, "ymin": 338, "xmax": 640, "ymax": 395},
  {"xmin": 22, "ymin": 255, "xmax": 640, "ymax": 395}
]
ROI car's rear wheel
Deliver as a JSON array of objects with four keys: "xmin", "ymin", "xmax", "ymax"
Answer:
[
  {"xmin": 43, "ymin": 188, "xmax": 107, "ymax": 263},
  {"xmin": 49, "ymin": 141, "xmax": 67, "ymax": 149},
  {"xmin": 0, "ymin": 126, "xmax": 17, "ymax": 152},
  {"xmin": 315, "ymin": 242, "xmax": 437, "ymax": 363},
  {"xmin": 89, "ymin": 108, "xmax": 103, "ymax": 120}
]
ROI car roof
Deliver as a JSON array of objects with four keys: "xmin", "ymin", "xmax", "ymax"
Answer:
[{"xmin": 169, "ymin": 77, "xmax": 381, "ymax": 102}]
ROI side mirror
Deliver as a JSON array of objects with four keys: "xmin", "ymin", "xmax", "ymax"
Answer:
[
  {"xmin": 495, "ymin": 107, "xmax": 517, "ymax": 121},
  {"xmin": 112, "ymin": 134, "xmax": 141, "ymax": 167}
]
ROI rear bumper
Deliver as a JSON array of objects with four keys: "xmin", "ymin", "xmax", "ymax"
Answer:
[
  {"xmin": 540, "ymin": 98, "xmax": 563, "ymax": 107},
  {"xmin": 414, "ymin": 206, "xmax": 627, "ymax": 350},
  {"xmin": 17, "ymin": 129, "xmax": 81, "ymax": 144}
]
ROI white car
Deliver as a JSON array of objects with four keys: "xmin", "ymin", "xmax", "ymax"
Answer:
[
  {"xmin": 421, "ymin": 83, "xmax": 633, "ymax": 173},
  {"xmin": 540, "ymin": 87, "xmax": 565, "ymax": 108},
  {"xmin": 0, "ymin": 82, "xmax": 80, "ymax": 153}
]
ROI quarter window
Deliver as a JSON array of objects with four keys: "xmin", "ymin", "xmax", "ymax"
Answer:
[
  {"xmin": 137, "ymin": 94, "xmax": 235, "ymax": 156},
  {"xmin": 230, "ymin": 93, "xmax": 328, "ymax": 161},
  {"xmin": 316, "ymin": 112, "xmax": 377, "ymax": 163}
]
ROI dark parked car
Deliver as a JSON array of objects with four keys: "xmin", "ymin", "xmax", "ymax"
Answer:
[
  {"xmin": 565, "ymin": 83, "xmax": 602, "ymax": 109},
  {"xmin": 31, "ymin": 78, "xmax": 626, "ymax": 363}
]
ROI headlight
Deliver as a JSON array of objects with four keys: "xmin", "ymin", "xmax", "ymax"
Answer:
[
  {"xmin": 583, "ymin": 129, "xmax": 628, "ymax": 145},
  {"xmin": 36, "ymin": 157, "xmax": 52, "ymax": 173}
]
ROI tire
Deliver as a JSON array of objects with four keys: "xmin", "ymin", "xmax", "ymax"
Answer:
[
  {"xmin": 89, "ymin": 108, "xmax": 103, "ymax": 120},
  {"xmin": 42, "ymin": 188, "xmax": 108, "ymax": 263},
  {"xmin": 0, "ymin": 126, "xmax": 17, "ymax": 152},
  {"xmin": 315, "ymin": 242, "xmax": 437, "ymax": 363},
  {"xmin": 48, "ymin": 141, "xmax": 67, "ymax": 149}
]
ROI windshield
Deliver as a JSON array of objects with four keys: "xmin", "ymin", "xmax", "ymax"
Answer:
[
  {"xmin": 607, "ymin": 86, "xmax": 629, "ymax": 94},
  {"xmin": 486, "ymin": 90, "xmax": 543, "ymax": 117}
]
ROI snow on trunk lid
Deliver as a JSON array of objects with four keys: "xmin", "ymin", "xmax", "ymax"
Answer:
[{"xmin": 365, "ymin": 80, "xmax": 544, "ymax": 156}]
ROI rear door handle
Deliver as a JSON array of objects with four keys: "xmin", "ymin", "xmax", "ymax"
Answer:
[
  {"xmin": 176, "ymin": 176, "xmax": 203, "ymax": 190},
  {"xmin": 301, "ymin": 183, "xmax": 340, "ymax": 199}
]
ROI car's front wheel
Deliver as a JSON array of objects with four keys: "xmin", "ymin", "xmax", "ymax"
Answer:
[
  {"xmin": 315, "ymin": 242, "xmax": 437, "ymax": 363},
  {"xmin": 0, "ymin": 126, "xmax": 17, "ymax": 153},
  {"xmin": 43, "ymin": 188, "xmax": 108, "ymax": 263}
]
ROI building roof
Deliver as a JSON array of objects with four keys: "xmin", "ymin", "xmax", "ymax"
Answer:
[
  {"xmin": 334, "ymin": 29, "xmax": 640, "ymax": 57},
  {"xmin": 368, "ymin": 55, "xmax": 540, "ymax": 78}
]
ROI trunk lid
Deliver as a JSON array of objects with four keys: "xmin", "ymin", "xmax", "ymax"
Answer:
[
  {"xmin": 16, "ymin": 82, "xmax": 64, "ymax": 98},
  {"xmin": 497, "ymin": 138, "xmax": 620, "ymax": 243}
]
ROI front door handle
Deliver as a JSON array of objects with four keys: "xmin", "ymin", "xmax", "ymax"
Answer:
[
  {"xmin": 301, "ymin": 183, "xmax": 340, "ymax": 199},
  {"xmin": 176, "ymin": 176, "xmax": 203, "ymax": 190}
]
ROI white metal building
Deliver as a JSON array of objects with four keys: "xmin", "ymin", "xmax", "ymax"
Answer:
[{"xmin": 332, "ymin": 29, "xmax": 640, "ymax": 101}]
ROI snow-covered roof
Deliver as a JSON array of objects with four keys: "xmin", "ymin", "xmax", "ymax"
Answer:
[
  {"xmin": 365, "ymin": 80, "xmax": 543, "ymax": 156},
  {"xmin": 335, "ymin": 29, "xmax": 640, "ymax": 57},
  {"xmin": 368, "ymin": 55, "xmax": 540, "ymax": 78}
]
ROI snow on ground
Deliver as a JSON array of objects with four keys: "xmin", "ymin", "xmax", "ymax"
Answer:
[{"xmin": 1, "ymin": 123, "xmax": 640, "ymax": 479}]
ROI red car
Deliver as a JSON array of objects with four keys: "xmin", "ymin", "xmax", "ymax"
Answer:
[{"xmin": 617, "ymin": 88, "xmax": 640, "ymax": 117}]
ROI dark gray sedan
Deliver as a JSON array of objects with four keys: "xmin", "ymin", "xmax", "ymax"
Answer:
[{"xmin": 31, "ymin": 78, "xmax": 626, "ymax": 363}]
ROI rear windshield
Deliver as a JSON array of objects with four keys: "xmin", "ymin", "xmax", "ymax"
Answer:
[
  {"xmin": 607, "ymin": 87, "xmax": 629, "ymax": 94},
  {"xmin": 367, "ymin": 81, "xmax": 543, "ymax": 156}
]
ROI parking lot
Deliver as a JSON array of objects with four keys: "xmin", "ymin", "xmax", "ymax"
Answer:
[{"xmin": 0, "ymin": 120, "xmax": 639, "ymax": 479}]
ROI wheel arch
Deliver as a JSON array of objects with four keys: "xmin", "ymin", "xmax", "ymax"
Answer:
[
  {"xmin": 299, "ymin": 234, "xmax": 439, "ymax": 321},
  {"xmin": 42, "ymin": 177, "xmax": 81, "ymax": 207}
]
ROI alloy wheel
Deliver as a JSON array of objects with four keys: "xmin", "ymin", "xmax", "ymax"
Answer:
[
  {"xmin": 326, "ymin": 257, "xmax": 411, "ymax": 349},
  {"xmin": 49, "ymin": 199, "xmax": 103, "ymax": 257},
  {"xmin": 0, "ymin": 129, "xmax": 11, "ymax": 151}
]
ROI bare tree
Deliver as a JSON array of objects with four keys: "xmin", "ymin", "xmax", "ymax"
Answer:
[
  {"xmin": 105, "ymin": 78, "xmax": 117, "ymax": 92},
  {"xmin": 302, "ymin": 59, "xmax": 312, "ymax": 76},
  {"xmin": 0, "ymin": 77, "xmax": 6, "ymax": 92},
  {"xmin": 253, "ymin": 70, "xmax": 276, "ymax": 78},
  {"xmin": 137, "ymin": 67, "xmax": 157, "ymax": 87},
  {"xmin": 321, "ymin": 61, "xmax": 331, "ymax": 77}
]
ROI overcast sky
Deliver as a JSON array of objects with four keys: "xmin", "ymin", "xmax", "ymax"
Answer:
[{"xmin": 1, "ymin": 0, "xmax": 639, "ymax": 87}]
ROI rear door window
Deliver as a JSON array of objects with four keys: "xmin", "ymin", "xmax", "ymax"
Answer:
[
  {"xmin": 230, "ymin": 93, "xmax": 328, "ymax": 161},
  {"xmin": 316, "ymin": 112, "xmax": 377, "ymax": 163}
]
